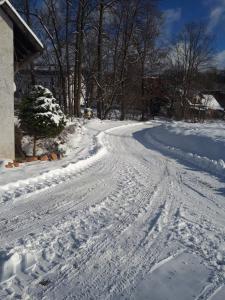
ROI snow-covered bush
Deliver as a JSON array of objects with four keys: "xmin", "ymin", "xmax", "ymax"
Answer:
[{"xmin": 19, "ymin": 85, "xmax": 66, "ymax": 156}]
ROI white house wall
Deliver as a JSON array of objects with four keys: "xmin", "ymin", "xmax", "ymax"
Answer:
[{"xmin": 0, "ymin": 7, "xmax": 15, "ymax": 159}]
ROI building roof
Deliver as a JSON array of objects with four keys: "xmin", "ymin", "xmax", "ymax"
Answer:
[
  {"xmin": 192, "ymin": 94, "xmax": 224, "ymax": 111},
  {"xmin": 209, "ymin": 91, "xmax": 225, "ymax": 110},
  {"xmin": 0, "ymin": 0, "xmax": 44, "ymax": 70},
  {"xmin": 201, "ymin": 94, "xmax": 224, "ymax": 111}
]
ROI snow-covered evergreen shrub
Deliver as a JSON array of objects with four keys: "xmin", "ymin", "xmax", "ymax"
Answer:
[{"xmin": 19, "ymin": 85, "xmax": 66, "ymax": 156}]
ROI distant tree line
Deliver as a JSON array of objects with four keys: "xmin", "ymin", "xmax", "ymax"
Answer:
[{"xmin": 13, "ymin": 0, "xmax": 223, "ymax": 121}]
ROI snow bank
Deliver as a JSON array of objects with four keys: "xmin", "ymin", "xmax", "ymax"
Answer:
[
  {"xmin": 145, "ymin": 121, "xmax": 225, "ymax": 177},
  {"xmin": 0, "ymin": 131, "xmax": 106, "ymax": 203},
  {"xmin": 21, "ymin": 119, "xmax": 83, "ymax": 157},
  {"xmin": 0, "ymin": 249, "xmax": 35, "ymax": 283}
]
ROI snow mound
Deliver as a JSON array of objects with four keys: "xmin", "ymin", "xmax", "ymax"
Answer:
[
  {"xmin": 0, "ymin": 131, "xmax": 106, "ymax": 203},
  {"xmin": 145, "ymin": 121, "xmax": 225, "ymax": 177},
  {"xmin": 0, "ymin": 250, "xmax": 35, "ymax": 283},
  {"xmin": 21, "ymin": 119, "xmax": 83, "ymax": 157}
]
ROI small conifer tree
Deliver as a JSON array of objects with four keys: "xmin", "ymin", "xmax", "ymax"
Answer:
[{"xmin": 19, "ymin": 85, "xmax": 66, "ymax": 156}]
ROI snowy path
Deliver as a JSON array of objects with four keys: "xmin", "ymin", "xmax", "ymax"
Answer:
[{"xmin": 0, "ymin": 121, "xmax": 225, "ymax": 299}]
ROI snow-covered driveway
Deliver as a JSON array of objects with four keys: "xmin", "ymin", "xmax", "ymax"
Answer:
[{"xmin": 0, "ymin": 120, "xmax": 225, "ymax": 299}]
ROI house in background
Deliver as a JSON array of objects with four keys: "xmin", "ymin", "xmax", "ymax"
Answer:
[
  {"xmin": 209, "ymin": 91, "xmax": 225, "ymax": 111},
  {"xmin": 189, "ymin": 93, "xmax": 225, "ymax": 120},
  {"xmin": 15, "ymin": 65, "xmax": 62, "ymax": 107},
  {"xmin": 0, "ymin": 0, "xmax": 43, "ymax": 160},
  {"xmin": 15, "ymin": 65, "xmax": 86, "ymax": 111}
]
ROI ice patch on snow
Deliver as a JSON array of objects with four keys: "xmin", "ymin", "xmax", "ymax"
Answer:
[{"xmin": 131, "ymin": 252, "xmax": 212, "ymax": 300}]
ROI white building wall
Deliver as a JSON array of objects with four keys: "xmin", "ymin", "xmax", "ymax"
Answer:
[{"xmin": 0, "ymin": 8, "xmax": 15, "ymax": 159}]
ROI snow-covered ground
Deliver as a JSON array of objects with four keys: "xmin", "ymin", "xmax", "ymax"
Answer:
[
  {"xmin": 143, "ymin": 120, "xmax": 225, "ymax": 177},
  {"xmin": 0, "ymin": 119, "xmax": 225, "ymax": 299}
]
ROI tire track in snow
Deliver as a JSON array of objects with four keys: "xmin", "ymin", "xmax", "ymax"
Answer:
[
  {"xmin": 1, "ymin": 122, "xmax": 224, "ymax": 299},
  {"xmin": 0, "ymin": 130, "xmax": 124, "ymax": 298},
  {"xmin": 0, "ymin": 158, "xmax": 137, "ymax": 298},
  {"xmin": 31, "ymin": 157, "xmax": 162, "ymax": 300},
  {"xmin": 62, "ymin": 163, "xmax": 178, "ymax": 300},
  {"xmin": 105, "ymin": 176, "xmax": 179, "ymax": 299},
  {"xmin": 40, "ymin": 163, "xmax": 152, "ymax": 298},
  {"xmin": 0, "ymin": 123, "xmax": 139, "ymax": 204},
  {"xmin": 48, "ymin": 126, "xmax": 177, "ymax": 300},
  {"xmin": 165, "ymin": 171, "xmax": 225, "ymax": 300}
]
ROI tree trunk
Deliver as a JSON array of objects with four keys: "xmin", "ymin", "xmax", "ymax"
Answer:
[
  {"xmin": 66, "ymin": 0, "xmax": 71, "ymax": 115},
  {"xmin": 73, "ymin": 6, "xmax": 79, "ymax": 117},
  {"xmin": 141, "ymin": 61, "xmax": 145, "ymax": 121},
  {"xmin": 33, "ymin": 136, "xmax": 37, "ymax": 157},
  {"xmin": 96, "ymin": 0, "xmax": 104, "ymax": 119},
  {"xmin": 74, "ymin": 0, "xmax": 86, "ymax": 117},
  {"xmin": 119, "ymin": 3, "xmax": 138, "ymax": 120}
]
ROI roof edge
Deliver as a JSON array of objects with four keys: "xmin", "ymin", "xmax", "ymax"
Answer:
[{"xmin": 0, "ymin": 0, "xmax": 44, "ymax": 51}]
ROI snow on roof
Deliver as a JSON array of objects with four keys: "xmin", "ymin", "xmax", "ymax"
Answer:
[
  {"xmin": 0, "ymin": 0, "xmax": 43, "ymax": 51},
  {"xmin": 202, "ymin": 94, "xmax": 224, "ymax": 111}
]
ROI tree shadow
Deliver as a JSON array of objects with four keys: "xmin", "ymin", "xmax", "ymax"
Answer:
[
  {"xmin": 133, "ymin": 127, "xmax": 225, "ymax": 190},
  {"xmin": 217, "ymin": 188, "xmax": 225, "ymax": 196}
]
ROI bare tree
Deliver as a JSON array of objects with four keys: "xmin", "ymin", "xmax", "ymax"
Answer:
[
  {"xmin": 133, "ymin": 1, "xmax": 161, "ymax": 120},
  {"xmin": 96, "ymin": 0, "xmax": 104, "ymax": 119},
  {"xmin": 167, "ymin": 22, "xmax": 214, "ymax": 119},
  {"xmin": 14, "ymin": 0, "xmax": 164, "ymax": 120}
]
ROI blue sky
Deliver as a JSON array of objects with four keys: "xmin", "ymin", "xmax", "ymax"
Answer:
[
  {"xmin": 30, "ymin": 0, "xmax": 225, "ymax": 69},
  {"xmin": 160, "ymin": 0, "xmax": 225, "ymax": 69}
]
